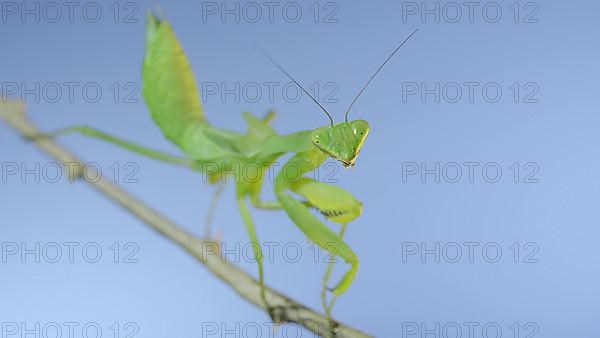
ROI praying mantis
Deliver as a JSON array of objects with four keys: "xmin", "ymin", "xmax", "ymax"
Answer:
[{"xmin": 42, "ymin": 11, "xmax": 417, "ymax": 317}]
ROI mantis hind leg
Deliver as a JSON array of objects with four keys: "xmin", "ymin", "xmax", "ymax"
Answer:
[{"xmin": 30, "ymin": 126, "xmax": 194, "ymax": 168}]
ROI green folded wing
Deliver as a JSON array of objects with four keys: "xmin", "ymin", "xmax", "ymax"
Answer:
[{"xmin": 142, "ymin": 12, "xmax": 207, "ymax": 146}]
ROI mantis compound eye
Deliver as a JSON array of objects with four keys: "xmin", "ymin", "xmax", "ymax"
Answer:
[
  {"xmin": 312, "ymin": 130, "xmax": 330, "ymax": 147},
  {"xmin": 350, "ymin": 119, "xmax": 370, "ymax": 138}
]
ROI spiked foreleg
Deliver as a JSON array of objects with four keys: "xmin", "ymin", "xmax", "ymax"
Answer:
[
  {"xmin": 289, "ymin": 177, "xmax": 362, "ymax": 224},
  {"xmin": 274, "ymin": 149, "xmax": 359, "ymax": 296}
]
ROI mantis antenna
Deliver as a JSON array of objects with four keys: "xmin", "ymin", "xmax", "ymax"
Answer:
[
  {"xmin": 344, "ymin": 28, "xmax": 419, "ymax": 122},
  {"xmin": 256, "ymin": 47, "xmax": 335, "ymax": 126}
]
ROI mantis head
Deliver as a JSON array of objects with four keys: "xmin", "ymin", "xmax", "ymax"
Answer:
[
  {"xmin": 258, "ymin": 29, "xmax": 417, "ymax": 167},
  {"xmin": 312, "ymin": 120, "xmax": 370, "ymax": 167}
]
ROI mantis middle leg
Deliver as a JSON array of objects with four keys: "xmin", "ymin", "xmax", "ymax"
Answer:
[{"xmin": 236, "ymin": 180, "xmax": 270, "ymax": 311}]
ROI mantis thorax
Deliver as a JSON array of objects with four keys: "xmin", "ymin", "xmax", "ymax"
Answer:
[{"xmin": 311, "ymin": 120, "xmax": 370, "ymax": 167}]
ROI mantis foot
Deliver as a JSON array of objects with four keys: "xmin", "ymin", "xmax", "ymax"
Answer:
[
  {"xmin": 327, "ymin": 320, "xmax": 340, "ymax": 338},
  {"xmin": 267, "ymin": 305, "xmax": 286, "ymax": 323}
]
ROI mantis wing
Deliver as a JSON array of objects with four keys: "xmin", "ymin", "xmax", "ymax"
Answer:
[
  {"xmin": 143, "ymin": 12, "xmax": 207, "ymax": 146},
  {"xmin": 143, "ymin": 12, "xmax": 249, "ymax": 161}
]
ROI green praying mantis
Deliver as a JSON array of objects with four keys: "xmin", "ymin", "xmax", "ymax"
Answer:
[{"xmin": 41, "ymin": 11, "xmax": 417, "ymax": 317}]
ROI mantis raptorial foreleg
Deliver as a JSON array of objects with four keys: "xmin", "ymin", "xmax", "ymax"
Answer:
[
  {"xmin": 286, "ymin": 177, "xmax": 361, "ymax": 315},
  {"xmin": 250, "ymin": 176, "xmax": 363, "ymax": 217},
  {"xmin": 248, "ymin": 171, "xmax": 362, "ymax": 315},
  {"xmin": 289, "ymin": 177, "xmax": 362, "ymax": 224},
  {"xmin": 33, "ymin": 126, "xmax": 194, "ymax": 168},
  {"xmin": 274, "ymin": 149, "xmax": 359, "ymax": 299}
]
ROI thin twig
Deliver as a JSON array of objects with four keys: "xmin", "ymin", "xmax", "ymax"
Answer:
[{"xmin": 0, "ymin": 101, "xmax": 372, "ymax": 338}]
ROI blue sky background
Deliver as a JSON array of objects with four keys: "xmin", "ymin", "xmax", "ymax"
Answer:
[{"xmin": 1, "ymin": 0, "xmax": 599, "ymax": 337}]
